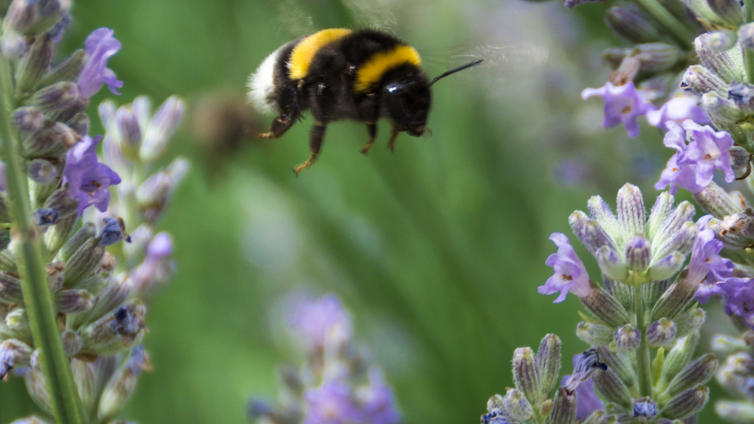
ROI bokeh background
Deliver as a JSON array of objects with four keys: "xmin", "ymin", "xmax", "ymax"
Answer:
[{"xmin": 0, "ymin": 0, "xmax": 722, "ymax": 422}]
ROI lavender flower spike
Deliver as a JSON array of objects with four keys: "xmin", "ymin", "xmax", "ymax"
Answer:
[
  {"xmin": 287, "ymin": 293, "xmax": 352, "ymax": 347},
  {"xmin": 77, "ymin": 27, "xmax": 122, "ymax": 98},
  {"xmin": 581, "ymin": 81, "xmax": 654, "ymax": 138},
  {"xmin": 539, "ymin": 232, "xmax": 591, "ymax": 303},
  {"xmin": 63, "ymin": 135, "xmax": 121, "ymax": 215}
]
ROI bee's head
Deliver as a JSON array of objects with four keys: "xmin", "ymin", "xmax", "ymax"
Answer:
[{"xmin": 382, "ymin": 68, "xmax": 431, "ymax": 137}]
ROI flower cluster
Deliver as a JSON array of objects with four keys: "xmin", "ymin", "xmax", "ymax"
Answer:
[
  {"xmin": 248, "ymin": 293, "xmax": 401, "ymax": 424},
  {"xmin": 0, "ymin": 1, "xmax": 187, "ymax": 422}
]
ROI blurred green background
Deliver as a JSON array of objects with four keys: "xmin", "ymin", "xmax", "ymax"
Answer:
[{"xmin": 0, "ymin": 0, "xmax": 715, "ymax": 423}]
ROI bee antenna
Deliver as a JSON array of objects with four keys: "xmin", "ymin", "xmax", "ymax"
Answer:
[{"xmin": 429, "ymin": 59, "xmax": 483, "ymax": 86}]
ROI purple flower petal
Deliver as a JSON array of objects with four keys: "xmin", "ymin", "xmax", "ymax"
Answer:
[
  {"xmin": 647, "ymin": 95, "xmax": 709, "ymax": 131},
  {"xmin": 286, "ymin": 294, "xmax": 352, "ymax": 347},
  {"xmin": 538, "ymin": 233, "xmax": 591, "ymax": 302},
  {"xmin": 63, "ymin": 135, "xmax": 121, "ymax": 215},
  {"xmin": 581, "ymin": 81, "xmax": 654, "ymax": 138},
  {"xmin": 77, "ymin": 27, "xmax": 122, "ymax": 98}
]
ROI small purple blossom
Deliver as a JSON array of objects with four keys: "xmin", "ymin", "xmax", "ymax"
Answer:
[
  {"xmin": 693, "ymin": 216, "xmax": 735, "ymax": 303},
  {"xmin": 63, "ymin": 135, "xmax": 121, "ymax": 215},
  {"xmin": 358, "ymin": 371, "xmax": 401, "ymax": 424},
  {"xmin": 131, "ymin": 232, "xmax": 174, "ymax": 296},
  {"xmin": 655, "ymin": 120, "xmax": 735, "ymax": 194},
  {"xmin": 77, "ymin": 28, "xmax": 122, "ymax": 98},
  {"xmin": 717, "ymin": 278, "xmax": 754, "ymax": 329},
  {"xmin": 287, "ymin": 294, "xmax": 352, "ymax": 347},
  {"xmin": 304, "ymin": 381, "xmax": 362, "ymax": 424},
  {"xmin": 538, "ymin": 233, "xmax": 591, "ymax": 303},
  {"xmin": 581, "ymin": 81, "xmax": 654, "ymax": 138},
  {"xmin": 646, "ymin": 95, "xmax": 709, "ymax": 131}
]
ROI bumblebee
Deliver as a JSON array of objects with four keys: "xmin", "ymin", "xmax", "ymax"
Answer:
[{"xmin": 247, "ymin": 28, "xmax": 482, "ymax": 174}]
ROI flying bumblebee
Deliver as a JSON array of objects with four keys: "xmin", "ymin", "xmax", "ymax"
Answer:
[{"xmin": 247, "ymin": 28, "xmax": 482, "ymax": 174}]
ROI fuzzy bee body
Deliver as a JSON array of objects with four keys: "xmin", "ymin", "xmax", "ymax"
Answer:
[
  {"xmin": 248, "ymin": 28, "xmax": 431, "ymax": 173},
  {"xmin": 248, "ymin": 28, "xmax": 481, "ymax": 174}
]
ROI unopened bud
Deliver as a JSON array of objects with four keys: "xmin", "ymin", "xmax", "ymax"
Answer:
[
  {"xmin": 28, "ymin": 159, "xmax": 59, "ymax": 184},
  {"xmin": 140, "ymin": 96, "xmax": 185, "ymax": 162},
  {"xmin": 80, "ymin": 303, "xmax": 146, "ymax": 355},
  {"xmin": 503, "ymin": 388, "xmax": 533, "ymax": 421},
  {"xmin": 708, "ymin": 0, "xmax": 744, "ymax": 27},
  {"xmin": 662, "ymin": 354, "xmax": 717, "ymax": 400},
  {"xmin": 593, "ymin": 367, "xmax": 632, "ymax": 409},
  {"xmin": 512, "ymin": 347, "xmax": 541, "ymax": 405},
  {"xmin": 581, "ymin": 287, "xmax": 631, "ymax": 327},
  {"xmin": 614, "ymin": 324, "xmax": 641, "ymax": 351},
  {"xmin": 694, "ymin": 182, "xmax": 747, "ymax": 218},
  {"xmin": 536, "ymin": 334, "xmax": 561, "ymax": 394},
  {"xmin": 3, "ymin": 0, "xmax": 38, "ymax": 34},
  {"xmin": 31, "ymin": 81, "xmax": 84, "ymax": 122},
  {"xmin": 568, "ymin": 210, "xmax": 611, "ymax": 255},
  {"xmin": 727, "ymin": 81, "xmax": 754, "ymax": 114},
  {"xmin": 634, "ymin": 43, "xmax": 682, "ymax": 73},
  {"xmin": 97, "ymin": 346, "xmax": 151, "ymax": 421},
  {"xmin": 596, "ymin": 345, "xmax": 637, "ymax": 390},
  {"xmin": 674, "ymin": 308, "xmax": 705, "ymax": 337},
  {"xmin": 15, "ymin": 34, "xmax": 53, "ymax": 95},
  {"xmin": 605, "ymin": 6, "xmax": 660, "ymax": 43},
  {"xmin": 64, "ymin": 238, "xmax": 105, "ymax": 285},
  {"xmin": 0, "ymin": 338, "xmax": 32, "ymax": 380},
  {"xmin": 660, "ymin": 385, "xmax": 708, "ymax": 419},
  {"xmin": 711, "ymin": 334, "xmax": 747, "ymax": 354},
  {"xmin": 33, "ymin": 207, "xmax": 58, "ymax": 227},
  {"xmin": 67, "ymin": 111, "xmax": 89, "ymax": 136},
  {"xmin": 40, "ymin": 49, "xmax": 86, "ymax": 88},
  {"xmin": 651, "ymin": 271, "xmax": 699, "ymax": 321},
  {"xmin": 648, "ymin": 318, "xmax": 677, "ymax": 348},
  {"xmin": 577, "ymin": 321, "xmax": 614, "ymax": 346},
  {"xmin": 680, "ymin": 65, "xmax": 727, "ymax": 95},
  {"xmin": 633, "ymin": 398, "xmax": 658, "ymax": 419},
  {"xmin": 739, "ymin": 22, "xmax": 754, "ymax": 51},
  {"xmin": 56, "ymin": 289, "xmax": 94, "ymax": 314},
  {"xmin": 695, "ymin": 33, "xmax": 745, "ymax": 82},
  {"xmin": 661, "ymin": 335, "xmax": 698, "ymax": 385},
  {"xmin": 6, "ymin": 308, "xmax": 30, "ymax": 339},
  {"xmin": 716, "ymin": 401, "xmax": 754, "ymax": 422},
  {"xmin": 549, "ymin": 387, "xmax": 576, "ymax": 424},
  {"xmin": 0, "ymin": 271, "xmax": 22, "ymax": 303},
  {"xmin": 59, "ymin": 222, "xmax": 96, "ymax": 262},
  {"xmin": 626, "ymin": 236, "xmax": 651, "ymax": 272},
  {"xmin": 12, "ymin": 107, "xmax": 45, "ymax": 134},
  {"xmin": 60, "ymin": 330, "xmax": 82, "ymax": 357}
]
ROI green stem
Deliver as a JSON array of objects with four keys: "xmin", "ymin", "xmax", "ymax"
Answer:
[
  {"xmin": 634, "ymin": 0, "xmax": 693, "ymax": 48},
  {"xmin": 633, "ymin": 285, "xmax": 653, "ymax": 397},
  {"xmin": 0, "ymin": 55, "xmax": 84, "ymax": 423},
  {"xmin": 744, "ymin": 0, "xmax": 754, "ymax": 83}
]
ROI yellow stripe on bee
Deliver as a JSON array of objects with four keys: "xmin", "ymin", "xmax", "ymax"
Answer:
[
  {"xmin": 288, "ymin": 28, "xmax": 353, "ymax": 80},
  {"xmin": 354, "ymin": 44, "xmax": 421, "ymax": 93}
]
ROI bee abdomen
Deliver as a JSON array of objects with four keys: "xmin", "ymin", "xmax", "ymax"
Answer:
[{"xmin": 247, "ymin": 45, "xmax": 286, "ymax": 115}]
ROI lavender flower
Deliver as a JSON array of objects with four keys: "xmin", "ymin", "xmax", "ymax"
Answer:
[
  {"xmin": 130, "ymin": 232, "xmax": 174, "ymax": 296},
  {"xmin": 693, "ymin": 217, "xmax": 735, "ymax": 303},
  {"xmin": 647, "ymin": 95, "xmax": 709, "ymax": 131},
  {"xmin": 539, "ymin": 232, "xmax": 591, "ymax": 302},
  {"xmin": 581, "ymin": 81, "xmax": 654, "ymax": 138},
  {"xmin": 287, "ymin": 293, "xmax": 352, "ymax": 347},
  {"xmin": 717, "ymin": 278, "xmax": 754, "ymax": 329},
  {"xmin": 63, "ymin": 135, "xmax": 121, "ymax": 215},
  {"xmin": 77, "ymin": 28, "xmax": 122, "ymax": 98},
  {"xmin": 358, "ymin": 371, "xmax": 401, "ymax": 424},
  {"xmin": 304, "ymin": 381, "xmax": 362, "ymax": 424},
  {"xmin": 655, "ymin": 120, "xmax": 735, "ymax": 194}
]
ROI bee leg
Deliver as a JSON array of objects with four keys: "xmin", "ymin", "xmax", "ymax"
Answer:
[
  {"xmin": 387, "ymin": 125, "xmax": 400, "ymax": 152},
  {"xmin": 293, "ymin": 123, "xmax": 326, "ymax": 175},
  {"xmin": 360, "ymin": 123, "xmax": 377, "ymax": 155},
  {"xmin": 257, "ymin": 116, "xmax": 294, "ymax": 139}
]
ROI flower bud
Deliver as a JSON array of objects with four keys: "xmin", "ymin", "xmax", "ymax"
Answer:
[
  {"xmin": 136, "ymin": 158, "xmax": 189, "ymax": 223},
  {"xmin": 0, "ymin": 271, "xmax": 22, "ymax": 304},
  {"xmin": 569, "ymin": 210, "xmax": 612, "ymax": 255},
  {"xmin": 686, "ymin": 0, "xmax": 739, "ymax": 29},
  {"xmin": 15, "ymin": 35, "xmax": 53, "ymax": 95},
  {"xmin": 660, "ymin": 385, "xmax": 708, "ymax": 419},
  {"xmin": 33, "ymin": 207, "xmax": 58, "ymax": 227},
  {"xmin": 582, "ymin": 410, "xmax": 608, "ymax": 424},
  {"xmin": 23, "ymin": 122, "xmax": 78, "ymax": 157},
  {"xmin": 512, "ymin": 347, "xmax": 541, "ymax": 405},
  {"xmin": 536, "ymin": 333, "xmax": 561, "ymax": 394},
  {"xmin": 595, "ymin": 245, "xmax": 628, "ymax": 281},
  {"xmin": 602, "ymin": 47, "xmax": 631, "ymax": 70},
  {"xmin": 0, "ymin": 249, "xmax": 17, "ymax": 272},
  {"xmin": 617, "ymin": 183, "xmax": 645, "ymax": 235},
  {"xmin": 674, "ymin": 308, "xmax": 705, "ymax": 337},
  {"xmin": 694, "ymin": 182, "xmax": 747, "ymax": 218},
  {"xmin": 661, "ymin": 335, "xmax": 698, "ymax": 385},
  {"xmin": 614, "ymin": 324, "xmax": 641, "ymax": 351},
  {"xmin": 702, "ymin": 91, "xmax": 746, "ymax": 139},
  {"xmin": 67, "ymin": 111, "xmax": 89, "ymax": 136},
  {"xmin": 634, "ymin": 43, "xmax": 683, "ymax": 73},
  {"xmin": 24, "ymin": 366, "xmax": 51, "ymax": 414},
  {"xmin": 61, "ymin": 329, "xmax": 82, "ymax": 357},
  {"xmin": 648, "ymin": 252, "xmax": 684, "ymax": 281},
  {"xmin": 651, "ymin": 221, "xmax": 697, "ymax": 266},
  {"xmin": 0, "ymin": 338, "xmax": 32, "ymax": 380},
  {"xmin": 708, "ymin": 0, "xmax": 744, "ymax": 27},
  {"xmin": 651, "ymin": 271, "xmax": 698, "ymax": 321},
  {"xmin": 64, "ymin": 238, "xmax": 105, "ymax": 285},
  {"xmin": 56, "ymin": 289, "xmax": 94, "ymax": 314},
  {"xmin": 80, "ymin": 303, "xmax": 146, "ymax": 355},
  {"xmin": 43, "ymin": 214, "xmax": 76, "ymax": 254},
  {"xmin": 648, "ymin": 318, "xmax": 677, "ymax": 348},
  {"xmin": 12, "ymin": 107, "xmax": 45, "ymax": 135},
  {"xmin": 729, "ymin": 146, "xmax": 751, "ymax": 179},
  {"xmin": 626, "ymin": 236, "xmax": 651, "ymax": 272},
  {"xmin": 605, "ymin": 6, "xmax": 660, "ymax": 43},
  {"xmin": 3, "ymin": 0, "xmax": 38, "ymax": 34},
  {"xmin": 740, "ymin": 22, "xmax": 754, "ymax": 51},
  {"xmin": 580, "ymin": 287, "xmax": 631, "ymax": 327},
  {"xmin": 486, "ymin": 393, "xmax": 505, "ymax": 412},
  {"xmin": 711, "ymin": 334, "xmax": 747, "ymax": 354},
  {"xmin": 40, "ymin": 49, "xmax": 86, "ymax": 88},
  {"xmin": 592, "ymin": 367, "xmax": 632, "ymax": 409},
  {"xmin": 705, "ymin": 29, "xmax": 738, "ymax": 50},
  {"xmin": 97, "ymin": 346, "xmax": 151, "ymax": 421},
  {"xmin": 681, "ymin": 65, "xmax": 727, "ymax": 95},
  {"xmin": 605, "ymin": 279, "xmax": 633, "ymax": 310},
  {"xmin": 6, "ymin": 307, "xmax": 30, "ymax": 339},
  {"xmin": 576, "ymin": 321, "xmax": 614, "ymax": 346},
  {"xmin": 595, "ymin": 345, "xmax": 637, "ymax": 390},
  {"xmin": 28, "ymin": 159, "xmax": 59, "ymax": 184},
  {"xmin": 549, "ymin": 387, "xmax": 576, "ymax": 424},
  {"xmin": 98, "ymin": 217, "xmax": 123, "ymax": 246},
  {"xmin": 59, "ymin": 222, "xmax": 96, "ymax": 262},
  {"xmin": 31, "ymin": 81, "xmax": 80, "ymax": 115},
  {"xmin": 70, "ymin": 359, "xmax": 95, "ymax": 411},
  {"xmin": 662, "ymin": 354, "xmax": 717, "ymax": 401},
  {"xmin": 695, "ymin": 32, "xmax": 745, "ymax": 82},
  {"xmin": 587, "ymin": 195, "xmax": 620, "ymax": 236},
  {"xmin": 716, "ymin": 401, "xmax": 754, "ymax": 422},
  {"xmin": 503, "ymin": 388, "xmax": 533, "ymax": 421},
  {"xmin": 140, "ymin": 96, "xmax": 185, "ymax": 162},
  {"xmin": 633, "ymin": 398, "xmax": 658, "ymax": 420},
  {"xmin": 727, "ymin": 81, "xmax": 754, "ymax": 114}
]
